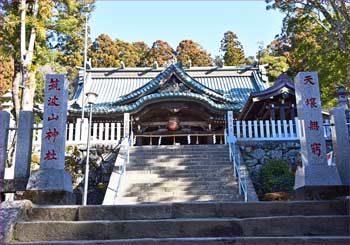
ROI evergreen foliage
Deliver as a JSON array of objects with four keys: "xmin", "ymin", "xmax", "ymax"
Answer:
[
  {"xmin": 220, "ymin": 31, "xmax": 245, "ymax": 66},
  {"xmin": 266, "ymin": 0, "xmax": 350, "ymax": 107},
  {"xmin": 256, "ymin": 159, "xmax": 294, "ymax": 195}
]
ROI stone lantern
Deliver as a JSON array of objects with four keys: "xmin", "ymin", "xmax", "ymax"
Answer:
[{"xmin": 336, "ymin": 84, "xmax": 349, "ymax": 108}]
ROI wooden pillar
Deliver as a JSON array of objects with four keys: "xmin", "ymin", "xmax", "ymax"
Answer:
[
  {"xmin": 279, "ymin": 104, "xmax": 286, "ymax": 120},
  {"xmin": 270, "ymin": 104, "xmax": 275, "ymax": 120},
  {"xmin": 207, "ymin": 135, "xmax": 213, "ymax": 144},
  {"xmin": 136, "ymin": 136, "xmax": 142, "ymax": 146},
  {"xmin": 291, "ymin": 104, "xmax": 296, "ymax": 119}
]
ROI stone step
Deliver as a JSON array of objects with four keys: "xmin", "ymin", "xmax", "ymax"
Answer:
[
  {"xmin": 124, "ymin": 169, "xmax": 234, "ymax": 177},
  {"xmin": 129, "ymin": 157, "xmax": 230, "ymax": 163},
  {"xmin": 128, "ymin": 158, "xmax": 232, "ymax": 167},
  {"xmin": 130, "ymin": 149, "xmax": 229, "ymax": 153},
  {"xmin": 121, "ymin": 189, "xmax": 239, "ymax": 197},
  {"xmin": 129, "ymin": 145, "xmax": 229, "ymax": 150},
  {"xmin": 121, "ymin": 176, "xmax": 235, "ymax": 183},
  {"xmin": 115, "ymin": 197, "xmax": 241, "ymax": 204},
  {"xmin": 24, "ymin": 201, "xmax": 349, "ymax": 221},
  {"xmin": 9, "ymin": 236, "xmax": 350, "ymax": 244},
  {"xmin": 121, "ymin": 180, "xmax": 238, "ymax": 188},
  {"xmin": 121, "ymin": 183, "xmax": 238, "ymax": 193},
  {"xmin": 117, "ymin": 194, "xmax": 242, "ymax": 204},
  {"xmin": 13, "ymin": 216, "xmax": 350, "ymax": 242},
  {"xmin": 126, "ymin": 164, "xmax": 232, "ymax": 171},
  {"xmin": 130, "ymin": 152, "xmax": 229, "ymax": 157}
]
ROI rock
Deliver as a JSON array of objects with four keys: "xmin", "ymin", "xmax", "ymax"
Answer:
[
  {"xmin": 0, "ymin": 200, "xmax": 32, "ymax": 243},
  {"xmin": 252, "ymin": 149, "xmax": 265, "ymax": 160},
  {"xmin": 245, "ymin": 146, "xmax": 252, "ymax": 153},
  {"xmin": 245, "ymin": 159, "xmax": 258, "ymax": 166},
  {"xmin": 262, "ymin": 192, "xmax": 293, "ymax": 201},
  {"xmin": 286, "ymin": 149, "xmax": 300, "ymax": 157},
  {"xmin": 269, "ymin": 150, "xmax": 283, "ymax": 160}
]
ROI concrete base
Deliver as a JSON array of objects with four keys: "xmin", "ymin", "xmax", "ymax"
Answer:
[
  {"xmin": 21, "ymin": 190, "xmax": 76, "ymax": 205},
  {"xmin": 294, "ymin": 185, "xmax": 350, "ymax": 200},
  {"xmin": 26, "ymin": 169, "xmax": 73, "ymax": 192},
  {"xmin": 294, "ymin": 165, "xmax": 342, "ymax": 189}
]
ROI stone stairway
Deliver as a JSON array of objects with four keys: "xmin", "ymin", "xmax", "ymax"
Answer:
[
  {"xmin": 117, "ymin": 144, "xmax": 242, "ymax": 203},
  {"xmin": 8, "ymin": 200, "xmax": 350, "ymax": 244}
]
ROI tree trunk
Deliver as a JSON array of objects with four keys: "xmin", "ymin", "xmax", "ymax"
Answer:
[
  {"xmin": 21, "ymin": 0, "xmax": 38, "ymax": 111},
  {"xmin": 12, "ymin": 62, "xmax": 21, "ymax": 124},
  {"xmin": 21, "ymin": 70, "xmax": 35, "ymax": 110}
]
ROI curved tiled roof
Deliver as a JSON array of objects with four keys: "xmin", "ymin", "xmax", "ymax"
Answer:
[
  {"xmin": 70, "ymin": 91, "xmax": 240, "ymax": 114},
  {"xmin": 115, "ymin": 64, "xmax": 234, "ymax": 104},
  {"xmin": 70, "ymin": 64, "xmax": 268, "ymax": 114}
]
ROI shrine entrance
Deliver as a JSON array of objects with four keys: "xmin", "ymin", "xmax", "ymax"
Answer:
[{"xmin": 132, "ymin": 101, "xmax": 225, "ymax": 146}]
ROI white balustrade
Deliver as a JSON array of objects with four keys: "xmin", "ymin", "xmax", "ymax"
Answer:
[{"xmin": 30, "ymin": 118, "xmax": 332, "ymax": 146}]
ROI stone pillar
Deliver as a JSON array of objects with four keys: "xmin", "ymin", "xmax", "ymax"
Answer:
[
  {"xmin": 26, "ymin": 74, "xmax": 73, "ymax": 204},
  {"xmin": 0, "ymin": 111, "xmax": 10, "ymax": 180},
  {"xmin": 14, "ymin": 111, "xmax": 34, "ymax": 190},
  {"xmin": 330, "ymin": 106, "xmax": 350, "ymax": 185},
  {"xmin": 294, "ymin": 72, "xmax": 341, "ymax": 191}
]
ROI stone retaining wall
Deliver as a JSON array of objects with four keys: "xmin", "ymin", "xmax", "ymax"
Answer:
[
  {"xmin": 239, "ymin": 140, "xmax": 333, "ymax": 183},
  {"xmin": 239, "ymin": 141, "xmax": 301, "ymax": 175}
]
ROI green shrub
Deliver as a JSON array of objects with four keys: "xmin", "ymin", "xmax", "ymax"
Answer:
[{"xmin": 257, "ymin": 159, "xmax": 294, "ymax": 194}]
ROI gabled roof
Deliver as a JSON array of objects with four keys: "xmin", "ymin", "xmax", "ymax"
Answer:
[
  {"xmin": 70, "ymin": 64, "xmax": 268, "ymax": 115},
  {"xmin": 249, "ymin": 73, "xmax": 294, "ymax": 100},
  {"xmin": 115, "ymin": 64, "xmax": 234, "ymax": 105},
  {"xmin": 239, "ymin": 74, "xmax": 295, "ymax": 120}
]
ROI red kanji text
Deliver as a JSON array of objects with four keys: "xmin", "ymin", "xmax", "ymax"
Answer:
[
  {"xmin": 311, "ymin": 143, "xmax": 321, "ymax": 157},
  {"xmin": 48, "ymin": 113, "xmax": 59, "ymax": 121},
  {"xmin": 305, "ymin": 97, "xmax": 317, "ymax": 108},
  {"xmin": 48, "ymin": 79, "xmax": 60, "ymax": 91},
  {"xmin": 308, "ymin": 120, "xmax": 320, "ymax": 131},
  {"xmin": 48, "ymin": 96, "xmax": 60, "ymax": 106},
  {"xmin": 44, "ymin": 149, "xmax": 57, "ymax": 160},
  {"xmin": 45, "ymin": 128, "xmax": 59, "ymax": 142},
  {"xmin": 303, "ymin": 75, "xmax": 315, "ymax": 85}
]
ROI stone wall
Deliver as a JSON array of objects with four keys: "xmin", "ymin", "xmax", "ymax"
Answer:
[
  {"xmin": 28, "ymin": 144, "xmax": 118, "ymax": 205},
  {"xmin": 65, "ymin": 144, "xmax": 118, "ymax": 204},
  {"xmin": 239, "ymin": 141, "xmax": 301, "ymax": 176},
  {"xmin": 239, "ymin": 140, "xmax": 333, "ymax": 182}
]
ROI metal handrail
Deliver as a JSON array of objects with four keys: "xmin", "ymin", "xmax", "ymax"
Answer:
[
  {"xmin": 227, "ymin": 135, "xmax": 248, "ymax": 202},
  {"xmin": 102, "ymin": 136, "xmax": 131, "ymax": 205},
  {"xmin": 116, "ymin": 137, "xmax": 131, "ymax": 194}
]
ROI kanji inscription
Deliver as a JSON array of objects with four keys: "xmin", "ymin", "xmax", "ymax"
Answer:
[
  {"xmin": 40, "ymin": 74, "xmax": 68, "ymax": 169},
  {"xmin": 294, "ymin": 72, "xmax": 341, "ymax": 188}
]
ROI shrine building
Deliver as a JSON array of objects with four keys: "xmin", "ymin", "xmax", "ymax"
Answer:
[{"xmin": 68, "ymin": 64, "xmax": 297, "ymax": 145}]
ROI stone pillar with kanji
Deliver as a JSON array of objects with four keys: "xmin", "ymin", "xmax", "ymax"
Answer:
[
  {"xmin": 294, "ymin": 72, "xmax": 341, "ymax": 193},
  {"xmin": 26, "ymin": 74, "xmax": 73, "ymax": 204}
]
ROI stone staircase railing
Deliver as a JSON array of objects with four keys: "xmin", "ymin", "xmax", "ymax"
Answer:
[
  {"xmin": 227, "ymin": 135, "xmax": 248, "ymax": 202},
  {"xmin": 102, "ymin": 137, "xmax": 131, "ymax": 205}
]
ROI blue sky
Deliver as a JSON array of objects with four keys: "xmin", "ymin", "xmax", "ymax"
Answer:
[{"xmin": 89, "ymin": 1, "xmax": 284, "ymax": 58}]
